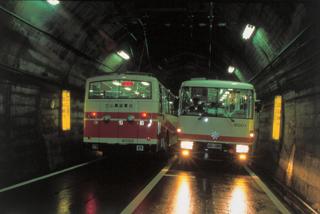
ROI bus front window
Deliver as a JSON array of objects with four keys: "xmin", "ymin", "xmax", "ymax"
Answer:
[{"xmin": 181, "ymin": 87, "xmax": 253, "ymax": 119}]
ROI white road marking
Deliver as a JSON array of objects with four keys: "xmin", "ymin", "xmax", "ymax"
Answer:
[
  {"xmin": 0, "ymin": 158, "xmax": 104, "ymax": 193},
  {"xmin": 244, "ymin": 166, "xmax": 291, "ymax": 214},
  {"xmin": 121, "ymin": 157, "xmax": 176, "ymax": 214},
  {"xmin": 164, "ymin": 173, "xmax": 195, "ymax": 179}
]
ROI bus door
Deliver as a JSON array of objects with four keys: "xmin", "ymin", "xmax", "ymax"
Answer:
[{"xmin": 117, "ymin": 100, "xmax": 138, "ymax": 145}]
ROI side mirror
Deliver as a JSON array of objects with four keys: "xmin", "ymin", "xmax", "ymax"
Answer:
[{"xmin": 255, "ymin": 100, "xmax": 262, "ymax": 112}]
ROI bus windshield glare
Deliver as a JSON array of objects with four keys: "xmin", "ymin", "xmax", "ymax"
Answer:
[
  {"xmin": 88, "ymin": 80, "xmax": 152, "ymax": 99},
  {"xmin": 180, "ymin": 87, "xmax": 253, "ymax": 119}
]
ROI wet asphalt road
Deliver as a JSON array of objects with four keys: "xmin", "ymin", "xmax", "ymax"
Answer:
[{"xmin": 0, "ymin": 155, "xmax": 289, "ymax": 214}]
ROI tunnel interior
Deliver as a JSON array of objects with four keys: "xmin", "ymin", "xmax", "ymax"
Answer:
[{"xmin": 0, "ymin": 0, "xmax": 319, "ymax": 212}]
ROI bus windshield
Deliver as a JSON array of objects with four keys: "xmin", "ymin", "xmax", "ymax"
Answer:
[
  {"xmin": 180, "ymin": 87, "xmax": 254, "ymax": 119},
  {"xmin": 88, "ymin": 80, "xmax": 152, "ymax": 99}
]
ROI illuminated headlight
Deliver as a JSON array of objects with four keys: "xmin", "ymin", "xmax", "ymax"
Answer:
[
  {"xmin": 180, "ymin": 141, "xmax": 194, "ymax": 150},
  {"xmin": 249, "ymin": 132, "xmax": 255, "ymax": 138},
  {"xmin": 236, "ymin": 145, "xmax": 249, "ymax": 153}
]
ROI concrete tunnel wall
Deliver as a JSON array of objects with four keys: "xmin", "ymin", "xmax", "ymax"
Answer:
[
  {"xmin": 252, "ymin": 23, "xmax": 320, "ymax": 211},
  {"xmin": 0, "ymin": 4, "xmax": 102, "ymax": 188}
]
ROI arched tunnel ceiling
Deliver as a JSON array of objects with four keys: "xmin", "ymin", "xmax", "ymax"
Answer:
[{"xmin": 0, "ymin": 0, "xmax": 317, "ymax": 93}]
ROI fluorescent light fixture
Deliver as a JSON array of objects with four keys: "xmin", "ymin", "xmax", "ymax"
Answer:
[
  {"xmin": 47, "ymin": 0, "xmax": 60, "ymax": 5},
  {"xmin": 116, "ymin": 50, "xmax": 130, "ymax": 60},
  {"xmin": 124, "ymin": 87, "xmax": 132, "ymax": 91},
  {"xmin": 134, "ymin": 91, "xmax": 140, "ymax": 95},
  {"xmin": 141, "ymin": 81, "xmax": 150, "ymax": 86},
  {"xmin": 112, "ymin": 80, "xmax": 121, "ymax": 86},
  {"xmin": 228, "ymin": 66, "xmax": 235, "ymax": 74},
  {"xmin": 242, "ymin": 24, "xmax": 256, "ymax": 40}
]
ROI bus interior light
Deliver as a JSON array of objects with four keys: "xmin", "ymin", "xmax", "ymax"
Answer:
[
  {"xmin": 177, "ymin": 128, "xmax": 182, "ymax": 133},
  {"xmin": 112, "ymin": 80, "xmax": 121, "ymax": 86},
  {"xmin": 236, "ymin": 145, "xmax": 249, "ymax": 153},
  {"xmin": 141, "ymin": 81, "xmax": 150, "ymax": 86},
  {"xmin": 181, "ymin": 141, "xmax": 194, "ymax": 150}
]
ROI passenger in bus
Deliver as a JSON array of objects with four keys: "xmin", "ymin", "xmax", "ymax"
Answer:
[
  {"xmin": 206, "ymin": 102, "xmax": 226, "ymax": 116},
  {"xmin": 189, "ymin": 96, "xmax": 205, "ymax": 113}
]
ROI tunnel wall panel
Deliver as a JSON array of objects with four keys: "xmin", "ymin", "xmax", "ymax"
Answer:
[
  {"xmin": 254, "ymin": 66, "xmax": 320, "ymax": 211},
  {"xmin": 0, "ymin": 78, "xmax": 86, "ymax": 188}
]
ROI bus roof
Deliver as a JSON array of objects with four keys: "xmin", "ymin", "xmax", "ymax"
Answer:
[
  {"xmin": 86, "ymin": 73, "xmax": 158, "ymax": 82},
  {"xmin": 181, "ymin": 79, "xmax": 254, "ymax": 90}
]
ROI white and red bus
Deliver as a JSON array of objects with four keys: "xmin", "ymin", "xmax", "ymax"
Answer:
[
  {"xmin": 177, "ymin": 78, "xmax": 256, "ymax": 163},
  {"xmin": 83, "ymin": 72, "xmax": 178, "ymax": 154}
]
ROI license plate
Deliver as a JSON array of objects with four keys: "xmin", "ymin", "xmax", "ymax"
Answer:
[
  {"xmin": 136, "ymin": 145, "xmax": 144, "ymax": 151},
  {"xmin": 207, "ymin": 143, "xmax": 222, "ymax": 150}
]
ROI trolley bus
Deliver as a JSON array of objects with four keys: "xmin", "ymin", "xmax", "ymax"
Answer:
[
  {"xmin": 83, "ymin": 72, "xmax": 178, "ymax": 154},
  {"xmin": 177, "ymin": 78, "xmax": 255, "ymax": 163}
]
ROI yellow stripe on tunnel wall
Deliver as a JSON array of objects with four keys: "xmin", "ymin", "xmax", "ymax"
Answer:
[
  {"xmin": 62, "ymin": 90, "xmax": 71, "ymax": 131},
  {"xmin": 272, "ymin": 95, "xmax": 282, "ymax": 140}
]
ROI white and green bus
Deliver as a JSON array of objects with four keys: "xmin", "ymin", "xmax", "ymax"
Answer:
[
  {"xmin": 84, "ymin": 72, "xmax": 178, "ymax": 155},
  {"xmin": 177, "ymin": 78, "xmax": 256, "ymax": 164}
]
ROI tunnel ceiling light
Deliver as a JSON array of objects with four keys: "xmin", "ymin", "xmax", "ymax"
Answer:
[
  {"xmin": 228, "ymin": 66, "xmax": 235, "ymax": 74},
  {"xmin": 47, "ymin": 0, "xmax": 60, "ymax": 5},
  {"xmin": 116, "ymin": 50, "xmax": 130, "ymax": 60},
  {"xmin": 242, "ymin": 24, "xmax": 255, "ymax": 40}
]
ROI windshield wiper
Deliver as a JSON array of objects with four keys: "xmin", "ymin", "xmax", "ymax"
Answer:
[{"xmin": 226, "ymin": 115, "xmax": 235, "ymax": 122}]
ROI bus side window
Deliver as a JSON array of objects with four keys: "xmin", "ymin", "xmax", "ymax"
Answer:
[
  {"xmin": 169, "ymin": 93, "xmax": 175, "ymax": 115},
  {"xmin": 162, "ymin": 87, "xmax": 169, "ymax": 114}
]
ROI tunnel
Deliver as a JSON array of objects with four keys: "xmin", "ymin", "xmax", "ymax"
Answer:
[{"xmin": 0, "ymin": 1, "xmax": 319, "ymax": 213}]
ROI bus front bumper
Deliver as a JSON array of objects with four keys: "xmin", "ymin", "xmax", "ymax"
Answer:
[
  {"xmin": 178, "ymin": 141, "xmax": 251, "ymax": 164},
  {"xmin": 84, "ymin": 143, "xmax": 158, "ymax": 154}
]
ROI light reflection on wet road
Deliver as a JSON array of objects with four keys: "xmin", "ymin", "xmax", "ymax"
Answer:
[
  {"xmin": 0, "ymin": 156, "xmax": 289, "ymax": 214},
  {"xmin": 134, "ymin": 161, "xmax": 283, "ymax": 214}
]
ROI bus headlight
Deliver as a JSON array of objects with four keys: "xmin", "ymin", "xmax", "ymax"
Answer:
[
  {"xmin": 236, "ymin": 145, "xmax": 249, "ymax": 153},
  {"xmin": 249, "ymin": 131, "xmax": 255, "ymax": 138},
  {"xmin": 180, "ymin": 141, "xmax": 194, "ymax": 150}
]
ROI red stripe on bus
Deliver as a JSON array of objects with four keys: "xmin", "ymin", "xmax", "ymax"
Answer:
[
  {"xmin": 84, "ymin": 120, "xmax": 159, "ymax": 139},
  {"xmin": 178, "ymin": 133, "xmax": 253, "ymax": 143}
]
